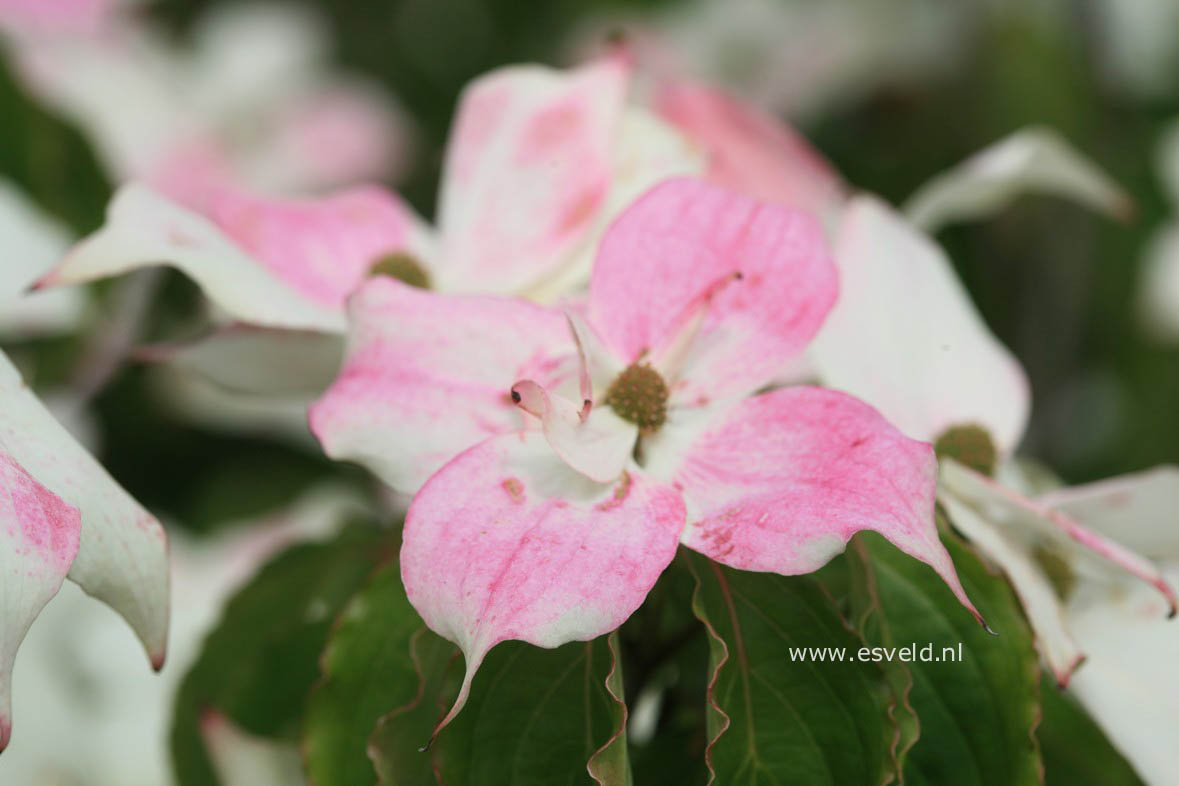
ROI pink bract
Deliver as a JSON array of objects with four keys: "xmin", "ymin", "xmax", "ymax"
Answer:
[{"xmin": 313, "ymin": 178, "xmax": 983, "ymax": 737}]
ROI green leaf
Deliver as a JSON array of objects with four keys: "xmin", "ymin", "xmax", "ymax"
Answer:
[
  {"xmin": 1037, "ymin": 674, "xmax": 1144, "ymax": 786},
  {"xmin": 171, "ymin": 524, "xmax": 394, "ymax": 786},
  {"xmin": 847, "ymin": 531, "xmax": 1041, "ymax": 786},
  {"xmin": 303, "ymin": 560, "xmax": 435, "ymax": 786},
  {"xmin": 370, "ymin": 633, "xmax": 633, "ymax": 785},
  {"xmin": 683, "ymin": 550, "xmax": 894, "ymax": 786}
]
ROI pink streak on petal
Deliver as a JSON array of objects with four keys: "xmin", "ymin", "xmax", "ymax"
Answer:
[
  {"xmin": 1, "ymin": 450, "xmax": 82, "ymax": 749},
  {"xmin": 435, "ymin": 57, "xmax": 629, "ymax": 294},
  {"xmin": 401, "ymin": 431, "xmax": 685, "ymax": 737},
  {"xmin": 207, "ymin": 185, "xmax": 417, "ymax": 309},
  {"xmin": 655, "ymin": 81, "xmax": 845, "ymax": 219},
  {"xmin": 309, "ymin": 279, "xmax": 573, "ymax": 494},
  {"xmin": 588, "ymin": 178, "xmax": 838, "ymax": 402},
  {"xmin": 673, "ymin": 387, "xmax": 984, "ymax": 624}
]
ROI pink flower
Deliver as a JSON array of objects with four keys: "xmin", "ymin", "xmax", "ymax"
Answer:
[{"xmin": 311, "ymin": 177, "xmax": 984, "ymax": 735}]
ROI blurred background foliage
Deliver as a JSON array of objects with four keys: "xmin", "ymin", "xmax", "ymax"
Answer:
[{"xmin": 2, "ymin": 0, "xmax": 1177, "ymax": 540}]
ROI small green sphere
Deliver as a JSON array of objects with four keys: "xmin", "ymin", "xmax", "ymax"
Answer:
[
  {"xmin": 369, "ymin": 252, "xmax": 431, "ymax": 290},
  {"xmin": 605, "ymin": 363, "xmax": 669, "ymax": 430},
  {"xmin": 934, "ymin": 424, "xmax": 998, "ymax": 476}
]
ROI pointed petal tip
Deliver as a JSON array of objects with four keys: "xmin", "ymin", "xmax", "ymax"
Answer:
[
  {"xmin": 0, "ymin": 715, "xmax": 10, "ymax": 752},
  {"xmin": 151, "ymin": 648, "xmax": 167, "ymax": 672},
  {"xmin": 1053, "ymin": 653, "xmax": 1088, "ymax": 690}
]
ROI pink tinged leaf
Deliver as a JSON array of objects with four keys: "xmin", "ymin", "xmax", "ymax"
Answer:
[
  {"xmin": 903, "ymin": 127, "xmax": 1134, "ymax": 232},
  {"xmin": 588, "ymin": 178, "xmax": 838, "ymax": 404},
  {"xmin": 1037, "ymin": 465, "xmax": 1179, "ymax": 562},
  {"xmin": 810, "ymin": 195, "xmax": 1031, "ymax": 455},
  {"xmin": 662, "ymin": 386, "xmax": 985, "ymax": 625},
  {"xmin": 400, "ymin": 431, "xmax": 686, "ymax": 738},
  {"xmin": 939, "ymin": 492, "xmax": 1085, "ymax": 686},
  {"xmin": 509, "ymin": 380, "xmax": 637, "ymax": 483},
  {"xmin": 433, "ymin": 56, "xmax": 629, "ymax": 295},
  {"xmin": 33, "ymin": 184, "xmax": 348, "ymax": 332},
  {"xmin": 206, "ymin": 185, "xmax": 430, "ymax": 310},
  {"xmin": 0, "ymin": 451, "xmax": 81, "ymax": 751},
  {"xmin": 309, "ymin": 279, "xmax": 573, "ymax": 495},
  {"xmin": 940, "ymin": 459, "xmax": 1179, "ymax": 618},
  {"xmin": 654, "ymin": 81, "xmax": 845, "ymax": 222},
  {"xmin": 0, "ymin": 350, "xmax": 169, "ymax": 672}
]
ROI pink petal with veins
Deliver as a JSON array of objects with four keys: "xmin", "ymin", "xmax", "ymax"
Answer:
[
  {"xmin": 668, "ymin": 387, "xmax": 984, "ymax": 625},
  {"xmin": 209, "ymin": 185, "xmax": 423, "ymax": 309},
  {"xmin": 588, "ymin": 178, "xmax": 837, "ymax": 403},
  {"xmin": 655, "ymin": 81, "xmax": 845, "ymax": 220},
  {"xmin": 401, "ymin": 430, "xmax": 685, "ymax": 739},
  {"xmin": 309, "ymin": 279, "xmax": 573, "ymax": 494},
  {"xmin": 1, "ymin": 450, "xmax": 82, "ymax": 751},
  {"xmin": 434, "ymin": 56, "xmax": 629, "ymax": 295}
]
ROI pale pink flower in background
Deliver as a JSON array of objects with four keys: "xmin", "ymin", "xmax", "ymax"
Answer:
[
  {"xmin": 312, "ymin": 178, "xmax": 985, "ymax": 735},
  {"xmin": 0, "ymin": 348, "xmax": 168, "ymax": 752},
  {"xmin": 0, "ymin": 0, "xmax": 123, "ymax": 37},
  {"xmin": 4, "ymin": 2, "xmax": 409, "ymax": 209},
  {"xmin": 652, "ymin": 80, "xmax": 1179, "ymax": 781}
]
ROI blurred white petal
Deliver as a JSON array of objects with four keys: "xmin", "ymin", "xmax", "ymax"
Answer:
[{"xmin": 904, "ymin": 127, "xmax": 1133, "ymax": 232}]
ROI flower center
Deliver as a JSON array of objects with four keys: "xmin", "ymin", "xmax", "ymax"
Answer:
[
  {"xmin": 934, "ymin": 424, "xmax": 997, "ymax": 476},
  {"xmin": 369, "ymin": 252, "xmax": 431, "ymax": 289},
  {"xmin": 604, "ymin": 363, "xmax": 669, "ymax": 430}
]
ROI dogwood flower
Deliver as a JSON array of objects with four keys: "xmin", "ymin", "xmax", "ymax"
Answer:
[
  {"xmin": 312, "ymin": 177, "xmax": 985, "ymax": 735},
  {"xmin": 652, "ymin": 81, "xmax": 1178, "ymax": 695},
  {"xmin": 33, "ymin": 54, "xmax": 700, "ymax": 406},
  {"xmin": 0, "ymin": 348, "xmax": 168, "ymax": 752},
  {"xmin": 3, "ymin": 2, "xmax": 407, "ymax": 211}
]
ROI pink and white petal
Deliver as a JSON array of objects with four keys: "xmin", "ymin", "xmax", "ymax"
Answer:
[
  {"xmin": 1037, "ymin": 466, "xmax": 1179, "ymax": 561},
  {"xmin": 401, "ymin": 431, "xmax": 685, "ymax": 735},
  {"xmin": 33, "ymin": 184, "xmax": 346, "ymax": 332},
  {"xmin": 940, "ymin": 458, "xmax": 1178, "ymax": 616},
  {"xmin": 309, "ymin": 279, "xmax": 573, "ymax": 494},
  {"xmin": 137, "ymin": 326, "xmax": 345, "ymax": 397},
  {"xmin": 517, "ymin": 107, "xmax": 705, "ymax": 303},
  {"xmin": 810, "ymin": 195, "xmax": 1031, "ymax": 454},
  {"xmin": 940, "ymin": 491, "xmax": 1084, "ymax": 685},
  {"xmin": 256, "ymin": 80, "xmax": 411, "ymax": 190},
  {"xmin": 0, "ymin": 350, "xmax": 169, "ymax": 671},
  {"xmin": 589, "ymin": 178, "xmax": 838, "ymax": 403},
  {"xmin": 903, "ymin": 127, "xmax": 1133, "ymax": 232},
  {"xmin": 654, "ymin": 81, "xmax": 845, "ymax": 223},
  {"xmin": 666, "ymin": 386, "xmax": 984, "ymax": 624},
  {"xmin": 510, "ymin": 380, "xmax": 638, "ymax": 483},
  {"xmin": 1064, "ymin": 564, "xmax": 1179, "ymax": 786},
  {"xmin": 206, "ymin": 184, "xmax": 431, "ymax": 310},
  {"xmin": 0, "ymin": 451, "xmax": 81, "ymax": 751},
  {"xmin": 433, "ymin": 57, "xmax": 629, "ymax": 295}
]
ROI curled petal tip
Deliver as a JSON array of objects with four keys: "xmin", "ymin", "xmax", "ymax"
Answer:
[
  {"xmin": 151, "ymin": 650, "xmax": 167, "ymax": 672},
  {"xmin": 1055, "ymin": 654, "xmax": 1088, "ymax": 690},
  {"xmin": 980, "ymin": 616, "xmax": 997, "ymax": 636},
  {"xmin": 0, "ymin": 716, "xmax": 10, "ymax": 752}
]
